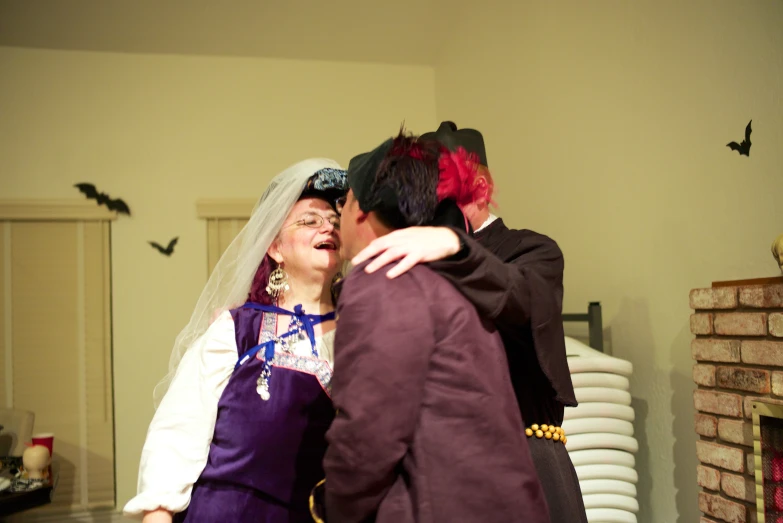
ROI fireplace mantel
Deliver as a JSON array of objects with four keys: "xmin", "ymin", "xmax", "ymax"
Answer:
[{"xmin": 712, "ymin": 276, "xmax": 783, "ymax": 288}]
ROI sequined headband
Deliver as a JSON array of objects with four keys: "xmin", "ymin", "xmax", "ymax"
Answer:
[{"xmin": 304, "ymin": 168, "xmax": 348, "ymax": 193}]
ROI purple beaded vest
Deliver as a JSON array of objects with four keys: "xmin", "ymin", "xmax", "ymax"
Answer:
[{"xmin": 196, "ymin": 304, "xmax": 335, "ymax": 507}]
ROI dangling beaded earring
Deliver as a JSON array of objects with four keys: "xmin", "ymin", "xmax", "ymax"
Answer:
[{"xmin": 266, "ymin": 264, "xmax": 290, "ymax": 299}]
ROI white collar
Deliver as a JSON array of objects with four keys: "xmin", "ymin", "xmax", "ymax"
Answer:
[{"xmin": 475, "ymin": 213, "xmax": 498, "ymax": 233}]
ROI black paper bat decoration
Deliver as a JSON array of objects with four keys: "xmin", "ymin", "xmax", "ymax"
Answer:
[
  {"xmin": 727, "ymin": 120, "xmax": 752, "ymax": 156},
  {"xmin": 74, "ymin": 183, "xmax": 131, "ymax": 215},
  {"xmin": 149, "ymin": 237, "xmax": 178, "ymax": 257}
]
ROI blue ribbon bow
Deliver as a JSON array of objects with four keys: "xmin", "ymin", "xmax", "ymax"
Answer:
[{"xmin": 234, "ymin": 303, "xmax": 335, "ymax": 369}]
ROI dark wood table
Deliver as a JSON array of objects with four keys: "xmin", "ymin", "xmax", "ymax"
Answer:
[{"xmin": 0, "ymin": 457, "xmax": 59, "ymax": 517}]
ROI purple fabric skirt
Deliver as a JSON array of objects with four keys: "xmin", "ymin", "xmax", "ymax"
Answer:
[{"xmin": 173, "ymin": 480, "xmax": 313, "ymax": 523}]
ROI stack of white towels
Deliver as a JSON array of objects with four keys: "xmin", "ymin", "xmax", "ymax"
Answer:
[{"xmin": 563, "ymin": 336, "xmax": 639, "ymax": 523}]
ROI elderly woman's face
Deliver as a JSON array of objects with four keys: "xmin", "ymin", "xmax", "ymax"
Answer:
[{"xmin": 270, "ymin": 197, "xmax": 342, "ymax": 280}]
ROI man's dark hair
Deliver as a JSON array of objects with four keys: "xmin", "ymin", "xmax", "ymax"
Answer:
[{"xmin": 369, "ymin": 128, "xmax": 442, "ymax": 229}]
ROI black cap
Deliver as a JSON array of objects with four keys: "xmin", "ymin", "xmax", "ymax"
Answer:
[
  {"xmin": 420, "ymin": 121, "xmax": 488, "ymax": 167},
  {"xmin": 346, "ymin": 138, "xmax": 395, "ymax": 214}
]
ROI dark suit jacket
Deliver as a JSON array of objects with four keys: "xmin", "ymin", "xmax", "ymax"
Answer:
[
  {"xmin": 428, "ymin": 219, "xmax": 587, "ymax": 523},
  {"xmin": 430, "ymin": 218, "xmax": 577, "ymax": 413},
  {"xmin": 323, "ymin": 258, "xmax": 550, "ymax": 523}
]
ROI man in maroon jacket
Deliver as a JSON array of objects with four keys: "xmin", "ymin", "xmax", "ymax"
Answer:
[
  {"xmin": 352, "ymin": 122, "xmax": 587, "ymax": 523},
  {"xmin": 321, "ymin": 130, "xmax": 550, "ymax": 523}
]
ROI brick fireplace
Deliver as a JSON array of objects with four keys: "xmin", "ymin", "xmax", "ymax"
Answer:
[{"xmin": 691, "ymin": 277, "xmax": 783, "ymax": 523}]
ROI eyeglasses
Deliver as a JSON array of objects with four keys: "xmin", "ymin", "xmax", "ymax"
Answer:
[
  {"xmin": 335, "ymin": 196, "xmax": 347, "ymax": 215},
  {"xmin": 287, "ymin": 212, "xmax": 341, "ymax": 231}
]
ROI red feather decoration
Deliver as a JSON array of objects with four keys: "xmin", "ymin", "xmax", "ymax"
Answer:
[{"xmin": 437, "ymin": 146, "xmax": 487, "ymax": 207}]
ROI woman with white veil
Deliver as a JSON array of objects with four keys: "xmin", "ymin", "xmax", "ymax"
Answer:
[{"xmin": 123, "ymin": 159, "xmax": 348, "ymax": 522}]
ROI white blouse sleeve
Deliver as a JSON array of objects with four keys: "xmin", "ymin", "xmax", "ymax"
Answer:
[{"xmin": 122, "ymin": 311, "xmax": 237, "ymax": 518}]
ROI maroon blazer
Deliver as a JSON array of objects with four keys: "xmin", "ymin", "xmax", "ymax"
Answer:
[{"xmin": 323, "ymin": 259, "xmax": 551, "ymax": 523}]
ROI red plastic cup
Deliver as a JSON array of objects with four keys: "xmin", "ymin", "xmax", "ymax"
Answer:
[{"xmin": 31, "ymin": 433, "xmax": 54, "ymax": 457}]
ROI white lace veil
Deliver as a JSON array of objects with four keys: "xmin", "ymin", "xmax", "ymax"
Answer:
[{"xmin": 153, "ymin": 158, "xmax": 345, "ymax": 408}]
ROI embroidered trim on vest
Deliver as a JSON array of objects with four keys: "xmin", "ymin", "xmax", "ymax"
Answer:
[
  {"xmin": 258, "ymin": 311, "xmax": 333, "ymax": 396},
  {"xmin": 254, "ymin": 350, "xmax": 333, "ymax": 397}
]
